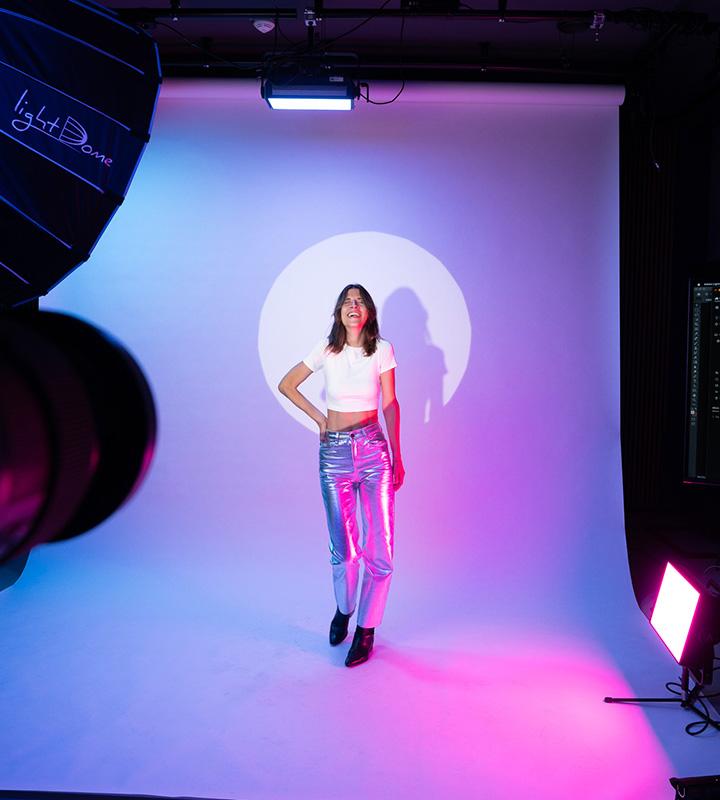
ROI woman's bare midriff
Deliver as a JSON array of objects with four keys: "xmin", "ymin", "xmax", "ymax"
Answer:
[{"xmin": 327, "ymin": 409, "xmax": 379, "ymax": 432}]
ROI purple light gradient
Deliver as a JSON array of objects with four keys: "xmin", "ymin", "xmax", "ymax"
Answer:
[{"xmin": 0, "ymin": 80, "xmax": 707, "ymax": 797}]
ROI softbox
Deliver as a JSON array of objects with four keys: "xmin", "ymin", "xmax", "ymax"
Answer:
[{"xmin": 0, "ymin": 0, "xmax": 161, "ymax": 307}]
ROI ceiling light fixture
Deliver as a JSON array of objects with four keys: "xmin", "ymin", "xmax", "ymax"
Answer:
[
  {"xmin": 260, "ymin": 8, "xmax": 360, "ymax": 112},
  {"xmin": 261, "ymin": 71, "xmax": 359, "ymax": 111},
  {"xmin": 261, "ymin": 49, "xmax": 361, "ymax": 111}
]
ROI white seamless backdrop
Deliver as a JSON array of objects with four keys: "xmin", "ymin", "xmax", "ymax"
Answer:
[{"xmin": 2, "ymin": 81, "xmax": 703, "ymax": 800}]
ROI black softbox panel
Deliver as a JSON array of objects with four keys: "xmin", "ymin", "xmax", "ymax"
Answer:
[{"xmin": 0, "ymin": 0, "xmax": 161, "ymax": 307}]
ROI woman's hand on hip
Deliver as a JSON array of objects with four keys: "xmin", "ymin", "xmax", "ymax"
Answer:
[{"xmin": 318, "ymin": 415, "xmax": 328, "ymax": 442}]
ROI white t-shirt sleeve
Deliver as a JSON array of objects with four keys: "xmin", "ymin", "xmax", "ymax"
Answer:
[
  {"xmin": 379, "ymin": 340, "xmax": 398, "ymax": 374},
  {"xmin": 303, "ymin": 338, "xmax": 329, "ymax": 372}
]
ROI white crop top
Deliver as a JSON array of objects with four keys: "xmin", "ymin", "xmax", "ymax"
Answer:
[{"xmin": 303, "ymin": 337, "xmax": 397, "ymax": 412}]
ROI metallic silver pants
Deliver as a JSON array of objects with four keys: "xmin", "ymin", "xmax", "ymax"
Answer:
[{"xmin": 319, "ymin": 421, "xmax": 395, "ymax": 628}]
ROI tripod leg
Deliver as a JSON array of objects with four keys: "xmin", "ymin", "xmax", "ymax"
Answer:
[
  {"xmin": 604, "ymin": 668, "xmax": 720, "ymax": 732},
  {"xmin": 604, "ymin": 696, "xmax": 682, "ymax": 704}
]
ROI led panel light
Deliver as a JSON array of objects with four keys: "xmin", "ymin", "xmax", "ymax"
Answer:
[
  {"xmin": 651, "ymin": 562, "xmax": 701, "ymax": 663},
  {"xmin": 261, "ymin": 74, "xmax": 358, "ymax": 111},
  {"xmin": 267, "ymin": 97, "xmax": 353, "ymax": 111}
]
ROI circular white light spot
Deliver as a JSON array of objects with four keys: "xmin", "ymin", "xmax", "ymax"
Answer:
[{"xmin": 259, "ymin": 232, "xmax": 471, "ymax": 432}]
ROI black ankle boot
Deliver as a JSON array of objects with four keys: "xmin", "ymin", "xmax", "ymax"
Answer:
[
  {"xmin": 329, "ymin": 607, "xmax": 351, "ymax": 646},
  {"xmin": 345, "ymin": 625, "xmax": 375, "ymax": 667}
]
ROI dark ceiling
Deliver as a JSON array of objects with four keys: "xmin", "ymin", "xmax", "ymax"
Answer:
[{"xmin": 101, "ymin": 1, "xmax": 720, "ymax": 112}]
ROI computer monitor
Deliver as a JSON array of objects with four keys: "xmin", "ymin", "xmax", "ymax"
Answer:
[{"xmin": 684, "ymin": 281, "xmax": 720, "ymax": 484}]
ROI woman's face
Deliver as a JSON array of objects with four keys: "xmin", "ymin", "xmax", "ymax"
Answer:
[{"xmin": 340, "ymin": 288, "xmax": 369, "ymax": 333}]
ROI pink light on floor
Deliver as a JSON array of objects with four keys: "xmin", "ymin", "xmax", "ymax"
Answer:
[{"xmin": 650, "ymin": 562, "xmax": 701, "ymax": 663}]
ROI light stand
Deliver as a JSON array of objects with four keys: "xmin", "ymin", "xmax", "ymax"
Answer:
[{"xmin": 604, "ymin": 666, "xmax": 720, "ymax": 733}]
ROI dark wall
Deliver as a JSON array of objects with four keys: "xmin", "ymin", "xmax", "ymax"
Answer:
[
  {"xmin": 621, "ymin": 90, "xmax": 720, "ymax": 625},
  {"xmin": 710, "ymin": 124, "xmax": 720, "ymax": 263}
]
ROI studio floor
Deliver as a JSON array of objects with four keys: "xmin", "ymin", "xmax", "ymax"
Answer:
[{"xmin": 0, "ymin": 507, "xmax": 717, "ymax": 800}]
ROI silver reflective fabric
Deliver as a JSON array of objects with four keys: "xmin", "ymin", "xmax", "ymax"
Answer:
[{"xmin": 319, "ymin": 421, "xmax": 395, "ymax": 628}]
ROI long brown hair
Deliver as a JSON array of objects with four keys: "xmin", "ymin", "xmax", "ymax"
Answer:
[{"xmin": 326, "ymin": 284, "xmax": 379, "ymax": 356}]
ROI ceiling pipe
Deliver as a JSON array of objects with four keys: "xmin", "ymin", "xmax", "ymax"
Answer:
[{"xmin": 116, "ymin": 7, "xmax": 711, "ymax": 29}]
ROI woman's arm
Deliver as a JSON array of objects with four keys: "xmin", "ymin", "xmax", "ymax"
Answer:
[
  {"xmin": 278, "ymin": 363, "xmax": 327, "ymax": 436},
  {"xmin": 380, "ymin": 368, "xmax": 404, "ymax": 490}
]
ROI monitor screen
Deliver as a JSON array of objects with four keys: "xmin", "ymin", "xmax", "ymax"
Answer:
[{"xmin": 685, "ymin": 281, "xmax": 720, "ymax": 484}]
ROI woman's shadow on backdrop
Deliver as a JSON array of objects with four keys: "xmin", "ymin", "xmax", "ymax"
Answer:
[{"xmin": 380, "ymin": 287, "xmax": 447, "ymax": 433}]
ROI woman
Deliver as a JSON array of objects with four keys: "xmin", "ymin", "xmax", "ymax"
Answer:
[{"xmin": 278, "ymin": 284, "xmax": 404, "ymax": 667}]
